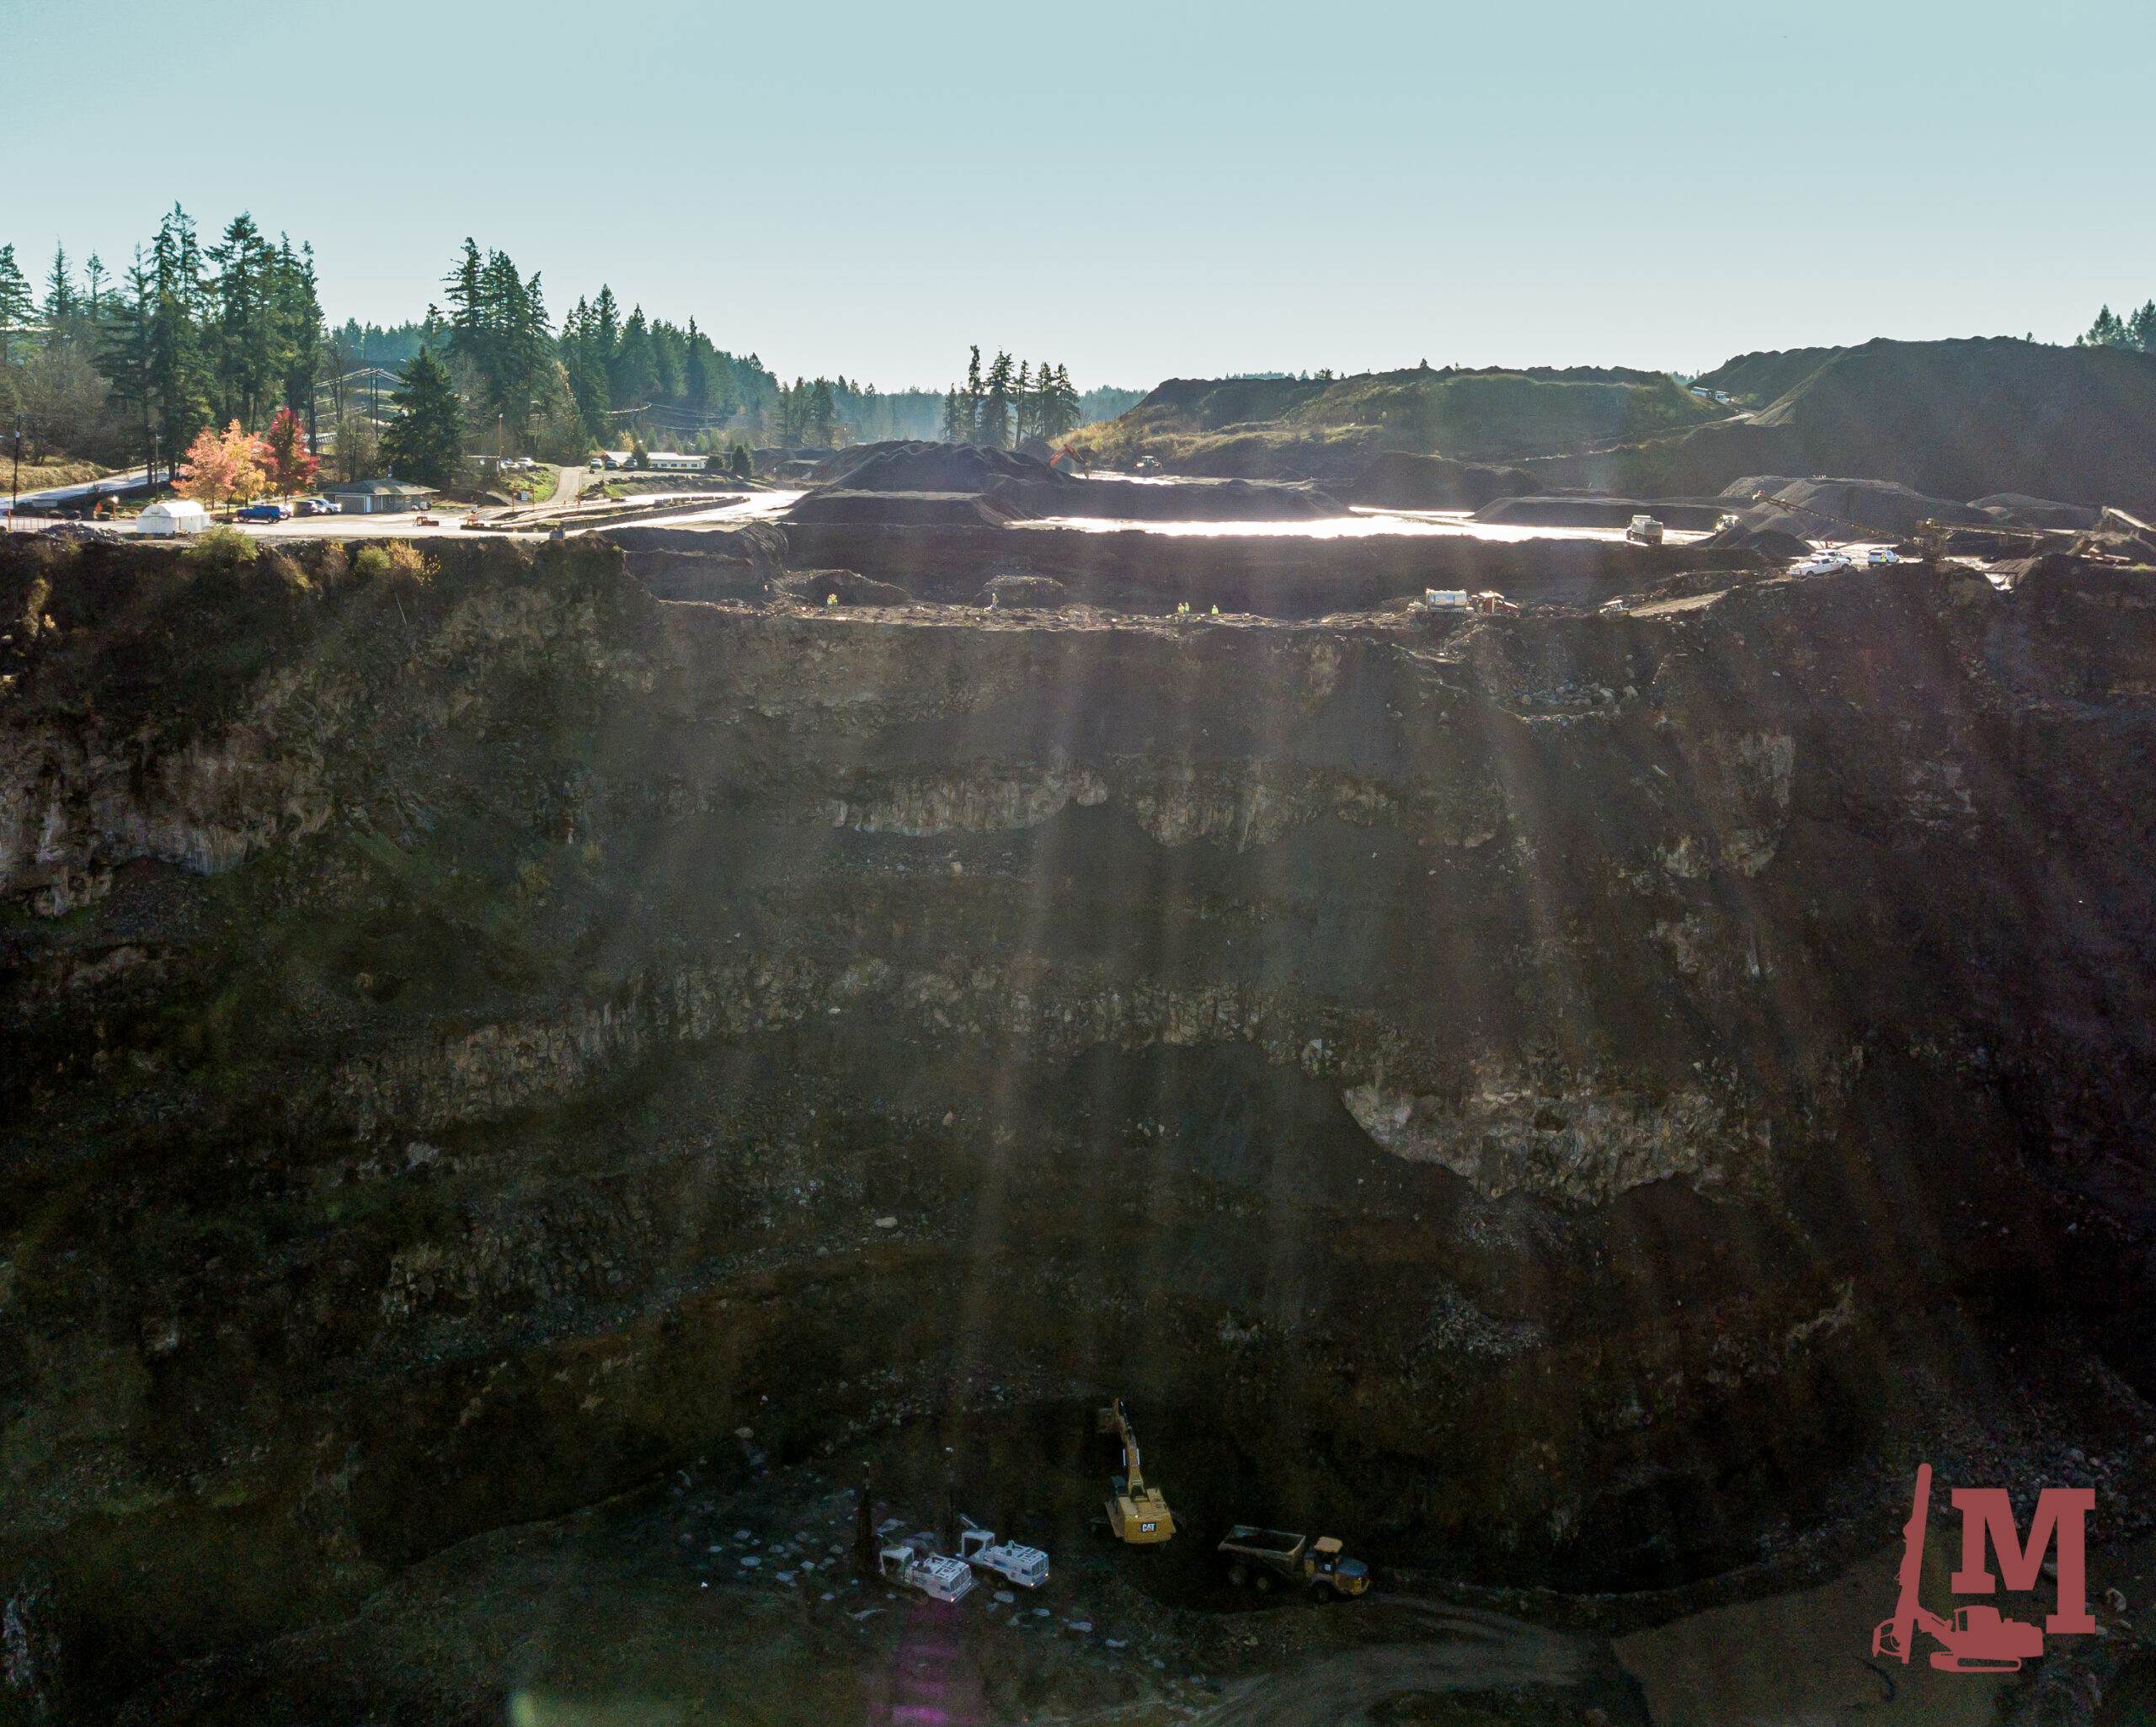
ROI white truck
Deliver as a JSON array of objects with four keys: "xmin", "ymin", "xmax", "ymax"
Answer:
[
  {"xmin": 1625, "ymin": 514, "xmax": 1665, "ymax": 546},
  {"xmin": 1420, "ymin": 589, "xmax": 1470, "ymax": 610},
  {"xmin": 878, "ymin": 1536, "xmax": 975, "ymax": 1602},
  {"xmin": 958, "ymin": 1523, "xmax": 1050, "ymax": 1589}
]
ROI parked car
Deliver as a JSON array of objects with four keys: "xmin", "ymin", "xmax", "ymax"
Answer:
[
  {"xmin": 236, "ymin": 503, "xmax": 291, "ymax": 523},
  {"xmin": 295, "ymin": 497, "xmax": 339, "ymax": 517}
]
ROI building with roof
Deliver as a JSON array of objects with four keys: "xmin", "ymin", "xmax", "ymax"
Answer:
[{"xmin": 324, "ymin": 480, "xmax": 437, "ymax": 514}]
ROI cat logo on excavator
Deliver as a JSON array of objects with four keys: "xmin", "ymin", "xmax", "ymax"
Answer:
[{"xmin": 1097, "ymin": 1399, "xmax": 1175, "ymax": 1545}]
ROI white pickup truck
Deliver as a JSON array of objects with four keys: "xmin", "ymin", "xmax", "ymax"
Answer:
[
  {"xmin": 958, "ymin": 1525, "xmax": 1050, "ymax": 1589},
  {"xmin": 878, "ymin": 1538, "xmax": 975, "ymax": 1602}
]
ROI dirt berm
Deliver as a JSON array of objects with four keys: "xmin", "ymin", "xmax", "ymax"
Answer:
[
  {"xmin": 1522, "ymin": 338, "xmax": 2156, "ymax": 512},
  {"xmin": 800, "ymin": 440, "xmax": 1346, "ymax": 521},
  {"xmin": 1348, "ymin": 450, "xmax": 1539, "ymax": 510},
  {"xmin": 3, "ymin": 534, "xmax": 2154, "ymax": 1719}
]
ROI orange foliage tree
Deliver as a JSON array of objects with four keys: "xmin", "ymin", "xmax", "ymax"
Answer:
[
  {"xmin": 174, "ymin": 420, "xmax": 266, "ymax": 510},
  {"xmin": 260, "ymin": 406, "xmax": 319, "ymax": 498}
]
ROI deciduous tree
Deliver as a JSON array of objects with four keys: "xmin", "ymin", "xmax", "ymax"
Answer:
[{"xmin": 260, "ymin": 404, "xmax": 318, "ymax": 497}]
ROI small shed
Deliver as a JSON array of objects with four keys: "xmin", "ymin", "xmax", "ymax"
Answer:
[
  {"xmin": 325, "ymin": 480, "xmax": 437, "ymax": 515},
  {"xmin": 136, "ymin": 499, "xmax": 211, "ymax": 536}
]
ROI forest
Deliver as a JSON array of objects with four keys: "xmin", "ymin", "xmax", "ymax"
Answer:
[{"xmin": 0, "ymin": 220, "xmax": 1141, "ymax": 480}]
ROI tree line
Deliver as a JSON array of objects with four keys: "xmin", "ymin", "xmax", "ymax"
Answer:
[
  {"xmin": 2079, "ymin": 299, "xmax": 2156, "ymax": 354},
  {"xmin": 2, "ymin": 221, "xmax": 1127, "ymax": 490},
  {"xmin": 2, "ymin": 212, "xmax": 323, "ymax": 473},
  {"xmin": 941, "ymin": 348, "xmax": 1081, "ymax": 447}
]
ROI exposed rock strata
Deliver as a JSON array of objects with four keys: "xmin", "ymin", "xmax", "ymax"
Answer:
[{"xmin": 0, "ymin": 534, "xmax": 2151, "ymax": 1716}]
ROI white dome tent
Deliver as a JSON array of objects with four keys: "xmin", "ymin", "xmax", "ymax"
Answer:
[{"xmin": 136, "ymin": 498, "xmax": 211, "ymax": 536}]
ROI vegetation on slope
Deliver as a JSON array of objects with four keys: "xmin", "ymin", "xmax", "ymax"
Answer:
[{"xmin": 1073, "ymin": 364, "xmax": 1724, "ymax": 474}]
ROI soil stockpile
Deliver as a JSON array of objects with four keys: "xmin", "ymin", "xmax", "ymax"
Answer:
[
  {"xmin": 1700, "ymin": 519, "xmax": 1813, "ymax": 558},
  {"xmin": 811, "ymin": 439, "xmax": 1072, "ymax": 493},
  {"xmin": 1348, "ymin": 450, "xmax": 1539, "ymax": 510},
  {"xmin": 1082, "ymin": 365, "xmax": 1721, "ymax": 472},
  {"xmin": 1972, "ymin": 493, "xmax": 2103, "ymax": 530},
  {"xmin": 803, "ymin": 440, "xmax": 1344, "ymax": 520},
  {"xmin": 1005, "ymin": 475, "xmax": 1347, "ymax": 520},
  {"xmin": 1522, "ymin": 338, "xmax": 2156, "ymax": 513},
  {"xmin": 1692, "ymin": 346, "xmax": 1845, "ymax": 407},
  {"xmin": 783, "ymin": 488, "xmax": 1027, "ymax": 527},
  {"xmin": 1719, "ymin": 477, "xmax": 1990, "ymax": 539},
  {"xmin": 1470, "ymin": 495, "xmax": 1731, "ymax": 531}
]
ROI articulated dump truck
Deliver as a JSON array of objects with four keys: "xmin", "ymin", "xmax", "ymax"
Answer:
[{"xmin": 1217, "ymin": 1527, "xmax": 1370, "ymax": 1598}]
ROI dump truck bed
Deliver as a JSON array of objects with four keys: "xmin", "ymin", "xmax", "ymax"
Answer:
[{"xmin": 1218, "ymin": 1526, "xmax": 1306, "ymax": 1559}]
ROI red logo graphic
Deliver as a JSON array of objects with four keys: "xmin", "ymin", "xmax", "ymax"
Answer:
[{"xmin": 1871, "ymin": 1463, "xmax": 2096, "ymax": 1673}]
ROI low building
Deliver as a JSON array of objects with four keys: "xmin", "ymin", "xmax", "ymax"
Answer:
[
  {"xmin": 324, "ymin": 480, "xmax": 437, "ymax": 515},
  {"xmin": 136, "ymin": 498, "xmax": 211, "ymax": 536}
]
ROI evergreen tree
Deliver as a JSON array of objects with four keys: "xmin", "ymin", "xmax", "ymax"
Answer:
[
  {"xmin": 730, "ymin": 443, "xmax": 752, "ymax": 479},
  {"xmin": 1013, "ymin": 360, "xmax": 1033, "ymax": 444},
  {"xmin": 98, "ymin": 251, "xmax": 158, "ymax": 473},
  {"xmin": 2079, "ymin": 306, "xmax": 2130, "ymax": 349},
  {"xmin": 963, "ymin": 345, "xmax": 984, "ymax": 441},
  {"xmin": 43, "ymin": 244, "xmax": 76, "ymax": 324},
  {"xmin": 809, "ymin": 377, "xmax": 836, "ymax": 446},
  {"xmin": 83, "ymin": 255, "xmax": 105, "ymax": 320},
  {"xmin": 208, "ymin": 211, "xmax": 282, "ymax": 427},
  {"xmin": 147, "ymin": 205, "xmax": 215, "ymax": 474},
  {"xmin": 0, "ymin": 244, "xmax": 35, "ymax": 362},
  {"xmin": 979, "ymin": 350, "xmax": 1015, "ymax": 449},
  {"xmin": 2132, "ymin": 301, "xmax": 2156, "ymax": 353},
  {"xmin": 379, "ymin": 344, "xmax": 464, "ymax": 487},
  {"xmin": 685, "ymin": 318, "xmax": 710, "ymax": 413}
]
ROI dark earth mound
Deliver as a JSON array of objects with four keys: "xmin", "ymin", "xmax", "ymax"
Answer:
[
  {"xmin": 1470, "ymin": 495, "xmax": 1732, "ymax": 531},
  {"xmin": 1348, "ymin": 451, "xmax": 1539, "ymax": 511},
  {"xmin": 1527, "ymin": 338, "xmax": 2156, "ymax": 513}
]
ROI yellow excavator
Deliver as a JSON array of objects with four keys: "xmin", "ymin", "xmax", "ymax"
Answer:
[{"xmin": 1097, "ymin": 1398, "xmax": 1175, "ymax": 1544}]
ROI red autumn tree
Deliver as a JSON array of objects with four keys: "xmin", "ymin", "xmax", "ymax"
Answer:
[{"xmin": 260, "ymin": 406, "xmax": 319, "ymax": 498}]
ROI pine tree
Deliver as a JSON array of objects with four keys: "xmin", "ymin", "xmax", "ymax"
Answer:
[
  {"xmin": 2077, "ymin": 305, "xmax": 2130, "ymax": 349},
  {"xmin": 148, "ymin": 206, "xmax": 215, "ymax": 475},
  {"xmin": 44, "ymin": 244, "xmax": 76, "ymax": 324},
  {"xmin": 809, "ymin": 377, "xmax": 836, "ymax": 446},
  {"xmin": 963, "ymin": 345, "xmax": 984, "ymax": 442},
  {"xmin": 379, "ymin": 345, "xmax": 464, "ymax": 488},
  {"xmin": 2129, "ymin": 301, "xmax": 2156, "ymax": 354},
  {"xmin": 730, "ymin": 443, "xmax": 752, "ymax": 479},
  {"xmin": 0, "ymin": 244, "xmax": 35, "ymax": 362},
  {"xmin": 979, "ymin": 350, "xmax": 1015, "ymax": 449},
  {"xmin": 208, "ymin": 211, "xmax": 282, "ymax": 427},
  {"xmin": 99, "ymin": 252, "xmax": 158, "ymax": 473}
]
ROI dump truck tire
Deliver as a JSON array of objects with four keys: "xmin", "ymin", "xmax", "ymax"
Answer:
[
  {"xmin": 1254, "ymin": 1574, "xmax": 1273, "ymax": 1593},
  {"xmin": 1228, "ymin": 1564, "xmax": 1247, "ymax": 1588}
]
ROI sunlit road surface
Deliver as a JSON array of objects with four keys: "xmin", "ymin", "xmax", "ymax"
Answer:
[
  {"xmin": 1017, "ymin": 507, "xmax": 1712, "ymax": 544},
  {"xmin": 1195, "ymin": 1597, "xmax": 1585, "ymax": 1727}
]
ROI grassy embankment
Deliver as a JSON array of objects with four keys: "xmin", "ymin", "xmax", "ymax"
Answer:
[{"xmin": 1072, "ymin": 366, "xmax": 1724, "ymax": 477}]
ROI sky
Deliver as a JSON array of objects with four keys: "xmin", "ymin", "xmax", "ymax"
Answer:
[{"xmin": 6, "ymin": 0, "xmax": 2153, "ymax": 394}]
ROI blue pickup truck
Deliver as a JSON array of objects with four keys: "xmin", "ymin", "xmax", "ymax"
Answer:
[{"xmin": 235, "ymin": 503, "xmax": 291, "ymax": 523}]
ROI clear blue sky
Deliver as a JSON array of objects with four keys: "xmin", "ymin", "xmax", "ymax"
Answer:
[{"xmin": 7, "ymin": 0, "xmax": 2152, "ymax": 393}]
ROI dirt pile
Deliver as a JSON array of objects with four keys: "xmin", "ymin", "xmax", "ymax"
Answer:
[
  {"xmin": 1470, "ymin": 495, "xmax": 1731, "ymax": 531},
  {"xmin": 1717, "ymin": 477, "xmax": 1991, "ymax": 539},
  {"xmin": 811, "ymin": 439, "xmax": 1070, "ymax": 493},
  {"xmin": 782, "ymin": 488, "xmax": 1027, "ymax": 527},
  {"xmin": 1082, "ymin": 366, "xmax": 1721, "ymax": 472},
  {"xmin": 3, "ymin": 535, "xmax": 2153, "ymax": 1719},
  {"xmin": 1348, "ymin": 451, "xmax": 1539, "ymax": 510},
  {"xmin": 1526, "ymin": 338, "xmax": 2156, "ymax": 513}
]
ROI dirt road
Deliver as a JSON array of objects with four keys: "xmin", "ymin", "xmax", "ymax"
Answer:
[{"xmin": 1195, "ymin": 1597, "xmax": 1592, "ymax": 1727}]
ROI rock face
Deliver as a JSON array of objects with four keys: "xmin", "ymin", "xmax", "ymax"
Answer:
[{"xmin": 1, "ymin": 535, "xmax": 2153, "ymax": 1714}]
